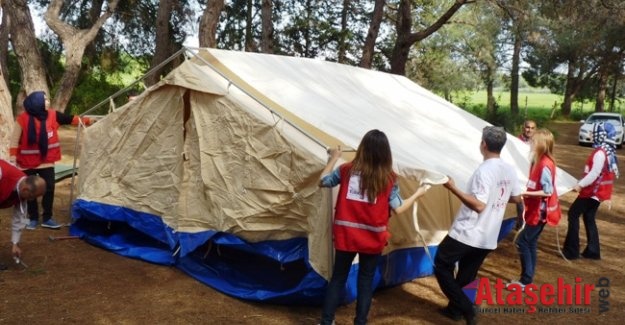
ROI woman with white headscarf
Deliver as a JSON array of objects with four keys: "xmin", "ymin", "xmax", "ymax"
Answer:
[{"xmin": 563, "ymin": 121, "xmax": 619, "ymax": 260}]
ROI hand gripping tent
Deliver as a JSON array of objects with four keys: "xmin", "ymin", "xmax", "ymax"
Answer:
[{"xmin": 71, "ymin": 48, "xmax": 577, "ymax": 305}]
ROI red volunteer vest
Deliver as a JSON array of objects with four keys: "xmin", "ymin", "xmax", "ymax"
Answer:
[
  {"xmin": 578, "ymin": 148, "xmax": 615, "ymax": 201},
  {"xmin": 0, "ymin": 159, "xmax": 26, "ymax": 208},
  {"xmin": 333, "ymin": 163, "xmax": 394, "ymax": 254},
  {"xmin": 16, "ymin": 110, "xmax": 62, "ymax": 168},
  {"xmin": 524, "ymin": 156, "xmax": 561, "ymax": 226}
]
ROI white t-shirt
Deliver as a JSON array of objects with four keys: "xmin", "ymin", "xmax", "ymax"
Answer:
[{"xmin": 448, "ymin": 158, "xmax": 522, "ymax": 250}]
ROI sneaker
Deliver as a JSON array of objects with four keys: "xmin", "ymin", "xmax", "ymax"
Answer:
[
  {"xmin": 41, "ymin": 219, "xmax": 62, "ymax": 229},
  {"xmin": 506, "ymin": 280, "xmax": 526, "ymax": 290},
  {"xmin": 0, "ymin": 262, "xmax": 7, "ymax": 271},
  {"xmin": 26, "ymin": 220, "xmax": 38, "ymax": 230}
]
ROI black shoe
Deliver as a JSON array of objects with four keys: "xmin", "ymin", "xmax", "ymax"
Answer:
[
  {"xmin": 438, "ymin": 306, "xmax": 462, "ymax": 321},
  {"xmin": 465, "ymin": 313, "xmax": 477, "ymax": 325},
  {"xmin": 581, "ymin": 252, "xmax": 601, "ymax": 260},
  {"xmin": 562, "ymin": 252, "xmax": 580, "ymax": 260},
  {"xmin": 0, "ymin": 263, "xmax": 7, "ymax": 271},
  {"xmin": 464, "ymin": 306, "xmax": 478, "ymax": 325}
]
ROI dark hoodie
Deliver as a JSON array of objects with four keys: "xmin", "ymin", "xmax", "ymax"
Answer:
[{"xmin": 23, "ymin": 91, "xmax": 49, "ymax": 158}]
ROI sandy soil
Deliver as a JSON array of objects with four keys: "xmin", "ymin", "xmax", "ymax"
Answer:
[{"xmin": 0, "ymin": 121, "xmax": 623, "ymax": 324}]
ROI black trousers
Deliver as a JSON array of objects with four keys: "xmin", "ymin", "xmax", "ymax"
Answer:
[
  {"xmin": 434, "ymin": 235, "xmax": 491, "ymax": 317},
  {"xmin": 563, "ymin": 197, "xmax": 601, "ymax": 258},
  {"xmin": 24, "ymin": 166, "xmax": 55, "ymax": 222}
]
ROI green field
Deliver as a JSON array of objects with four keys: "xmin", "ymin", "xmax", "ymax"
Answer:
[
  {"xmin": 470, "ymin": 90, "xmax": 562, "ymax": 111},
  {"xmin": 462, "ymin": 89, "xmax": 614, "ymax": 134}
]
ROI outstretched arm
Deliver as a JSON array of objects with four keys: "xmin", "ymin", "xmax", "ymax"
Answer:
[
  {"xmin": 319, "ymin": 146, "xmax": 342, "ymax": 185},
  {"xmin": 11, "ymin": 202, "xmax": 27, "ymax": 258},
  {"xmin": 392, "ymin": 184, "xmax": 430, "ymax": 215},
  {"xmin": 444, "ymin": 176, "xmax": 486, "ymax": 213}
]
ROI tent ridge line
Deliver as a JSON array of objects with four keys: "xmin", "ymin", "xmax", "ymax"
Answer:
[{"xmin": 184, "ymin": 47, "xmax": 346, "ymax": 152}]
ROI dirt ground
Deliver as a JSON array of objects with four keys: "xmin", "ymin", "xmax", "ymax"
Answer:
[{"xmin": 1, "ymin": 121, "xmax": 623, "ymax": 325}]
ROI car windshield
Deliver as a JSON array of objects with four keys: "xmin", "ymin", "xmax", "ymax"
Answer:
[{"xmin": 586, "ymin": 115, "xmax": 622, "ymax": 125}]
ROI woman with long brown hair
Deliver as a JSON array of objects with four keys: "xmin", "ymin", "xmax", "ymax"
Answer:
[{"xmin": 318, "ymin": 129, "xmax": 428, "ymax": 325}]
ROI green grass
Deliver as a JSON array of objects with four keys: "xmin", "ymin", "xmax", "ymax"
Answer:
[
  {"xmin": 469, "ymin": 90, "xmax": 563, "ymax": 111},
  {"xmin": 459, "ymin": 89, "xmax": 625, "ymax": 135},
  {"xmin": 460, "ymin": 90, "xmax": 586, "ymax": 135}
]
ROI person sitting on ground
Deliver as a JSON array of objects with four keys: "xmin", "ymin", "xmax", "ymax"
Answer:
[
  {"xmin": 9, "ymin": 91, "xmax": 92, "ymax": 230},
  {"xmin": 0, "ymin": 159, "xmax": 46, "ymax": 270}
]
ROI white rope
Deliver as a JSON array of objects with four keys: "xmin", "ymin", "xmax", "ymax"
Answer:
[
  {"xmin": 555, "ymin": 224, "xmax": 572, "ymax": 263},
  {"xmin": 412, "ymin": 184, "xmax": 434, "ymax": 266}
]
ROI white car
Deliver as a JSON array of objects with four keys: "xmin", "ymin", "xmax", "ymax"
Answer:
[{"xmin": 578, "ymin": 112, "xmax": 625, "ymax": 148}]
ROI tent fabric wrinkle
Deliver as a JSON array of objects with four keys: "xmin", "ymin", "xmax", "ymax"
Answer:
[{"xmin": 70, "ymin": 48, "xmax": 578, "ymax": 305}]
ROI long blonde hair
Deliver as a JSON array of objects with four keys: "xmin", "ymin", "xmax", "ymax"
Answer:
[
  {"xmin": 530, "ymin": 128, "xmax": 556, "ymax": 166},
  {"xmin": 351, "ymin": 129, "xmax": 395, "ymax": 203}
]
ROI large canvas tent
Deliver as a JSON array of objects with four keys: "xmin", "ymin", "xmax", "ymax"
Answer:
[{"xmin": 71, "ymin": 48, "xmax": 577, "ymax": 305}]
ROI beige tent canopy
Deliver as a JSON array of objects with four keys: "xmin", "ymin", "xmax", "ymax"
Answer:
[{"xmin": 71, "ymin": 48, "xmax": 577, "ymax": 303}]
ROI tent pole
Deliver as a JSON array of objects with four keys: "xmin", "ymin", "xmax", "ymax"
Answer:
[{"xmin": 68, "ymin": 120, "xmax": 83, "ymax": 223}]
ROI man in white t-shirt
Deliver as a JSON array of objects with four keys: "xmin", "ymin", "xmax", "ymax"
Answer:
[{"xmin": 434, "ymin": 126, "xmax": 523, "ymax": 325}]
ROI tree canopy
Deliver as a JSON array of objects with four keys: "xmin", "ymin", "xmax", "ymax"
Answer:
[{"xmin": 0, "ymin": 0, "xmax": 623, "ymax": 118}]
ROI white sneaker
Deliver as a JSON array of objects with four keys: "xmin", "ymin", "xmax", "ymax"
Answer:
[{"xmin": 506, "ymin": 280, "xmax": 526, "ymax": 290}]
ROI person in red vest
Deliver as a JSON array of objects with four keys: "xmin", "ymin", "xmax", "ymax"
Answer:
[
  {"xmin": 0, "ymin": 159, "xmax": 46, "ymax": 270},
  {"xmin": 318, "ymin": 129, "xmax": 430, "ymax": 325},
  {"xmin": 9, "ymin": 91, "xmax": 91, "ymax": 230},
  {"xmin": 563, "ymin": 121, "xmax": 619, "ymax": 260},
  {"xmin": 510, "ymin": 128, "xmax": 561, "ymax": 288}
]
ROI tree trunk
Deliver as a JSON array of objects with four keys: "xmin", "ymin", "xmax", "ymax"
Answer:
[
  {"xmin": 561, "ymin": 59, "xmax": 592, "ymax": 117},
  {"xmin": 390, "ymin": 0, "xmax": 469, "ymax": 75},
  {"xmin": 146, "ymin": 0, "xmax": 174, "ymax": 86},
  {"xmin": 389, "ymin": 0, "xmax": 412, "ymax": 75},
  {"xmin": 0, "ymin": 4, "xmax": 10, "ymax": 89},
  {"xmin": 245, "ymin": 0, "xmax": 255, "ymax": 51},
  {"xmin": 5, "ymin": 0, "xmax": 49, "ymax": 110},
  {"xmin": 0, "ymin": 53, "xmax": 12, "ymax": 160},
  {"xmin": 486, "ymin": 73, "xmax": 496, "ymax": 114},
  {"xmin": 595, "ymin": 68, "xmax": 608, "ymax": 112},
  {"xmin": 84, "ymin": 0, "xmax": 106, "ymax": 63},
  {"xmin": 510, "ymin": 33, "xmax": 521, "ymax": 115},
  {"xmin": 360, "ymin": 0, "xmax": 385, "ymax": 68},
  {"xmin": 44, "ymin": 0, "xmax": 119, "ymax": 111},
  {"xmin": 260, "ymin": 0, "xmax": 274, "ymax": 53},
  {"xmin": 609, "ymin": 63, "xmax": 620, "ymax": 112},
  {"xmin": 199, "ymin": 0, "xmax": 225, "ymax": 48},
  {"xmin": 304, "ymin": 0, "xmax": 312, "ymax": 57},
  {"xmin": 561, "ymin": 65, "xmax": 576, "ymax": 117},
  {"xmin": 337, "ymin": 0, "xmax": 350, "ymax": 63},
  {"xmin": 0, "ymin": 5, "xmax": 12, "ymax": 158}
]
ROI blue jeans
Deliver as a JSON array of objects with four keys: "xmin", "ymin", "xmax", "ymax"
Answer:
[
  {"xmin": 563, "ymin": 197, "xmax": 601, "ymax": 258},
  {"xmin": 320, "ymin": 250, "xmax": 380, "ymax": 325},
  {"xmin": 515, "ymin": 223, "xmax": 546, "ymax": 284}
]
